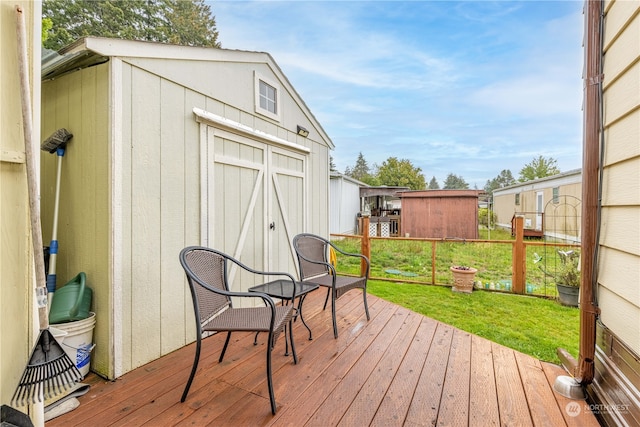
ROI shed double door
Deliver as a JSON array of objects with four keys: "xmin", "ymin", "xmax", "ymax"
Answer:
[{"xmin": 205, "ymin": 128, "xmax": 307, "ymax": 298}]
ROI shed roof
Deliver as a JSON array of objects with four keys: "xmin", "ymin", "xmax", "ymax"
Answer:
[
  {"xmin": 41, "ymin": 37, "xmax": 333, "ymax": 147},
  {"xmin": 360, "ymin": 186, "xmax": 410, "ymax": 198},
  {"xmin": 399, "ymin": 189, "xmax": 484, "ymax": 199}
]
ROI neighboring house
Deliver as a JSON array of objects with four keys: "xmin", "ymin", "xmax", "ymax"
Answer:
[
  {"xmin": 330, "ymin": 171, "xmax": 368, "ymax": 235},
  {"xmin": 493, "ymin": 169, "xmax": 582, "ymax": 242},
  {"xmin": 585, "ymin": 1, "xmax": 640, "ymax": 425},
  {"xmin": 399, "ymin": 190, "xmax": 483, "ymax": 239},
  {"xmin": 0, "ymin": 0, "xmax": 42, "ymax": 413},
  {"xmin": 40, "ymin": 37, "xmax": 333, "ymax": 380}
]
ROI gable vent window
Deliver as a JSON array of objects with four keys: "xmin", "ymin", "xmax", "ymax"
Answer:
[
  {"xmin": 255, "ymin": 72, "xmax": 281, "ymax": 121},
  {"xmin": 260, "ymin": 81, "xmax": 277, "ymax": 113}
]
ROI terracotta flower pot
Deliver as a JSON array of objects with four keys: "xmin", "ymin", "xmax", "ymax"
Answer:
[{"xmin": 450, "ymin": 266, "xmax": 477, "ymax": 294}]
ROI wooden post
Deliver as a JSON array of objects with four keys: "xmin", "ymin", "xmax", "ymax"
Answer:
[
  {"xmin": 361, "ymin": 216, "xmax": 370, "ymax": 277},
  {"xmin": 512, "ymin": 216, "xmax": 525, "ymax": 294},
  {"xmin": 431, "ymin": 241, "xmax": 436, "ymax": 285}
]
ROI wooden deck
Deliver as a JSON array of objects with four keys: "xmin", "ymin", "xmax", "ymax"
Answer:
[{"xmin": 47, "ymin": 290, "xmax": 600, "ymax": 426}]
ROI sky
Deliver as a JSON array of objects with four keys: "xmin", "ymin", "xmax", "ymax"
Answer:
[{"xmin": 211, "ymin": 0, "xmax": 585, "ymax": 189}]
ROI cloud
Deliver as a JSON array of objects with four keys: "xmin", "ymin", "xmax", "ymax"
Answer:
[{"xmin": 212, "ymin": 1, "xmax": 585, "ymax": 187}]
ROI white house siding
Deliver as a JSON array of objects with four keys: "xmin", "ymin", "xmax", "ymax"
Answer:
[
  {"xmin": 41, "ymin": 38, "xmax": 332, "ymax": 378},
  {"xmin": 330, "ymin": 173, "xmax": 364, "ymax": 235},
  {"xmin": 0, "ymin": 1, "xmax": 40, "ymax": 407},
  {"xmin": 598, "ymin": 0, "xmax": 640, "ymax": 354}
]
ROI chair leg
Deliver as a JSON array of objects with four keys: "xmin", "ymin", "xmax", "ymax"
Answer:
[
  {"xmin": 266, "ymin": 332, "xmax": 277, "ymax": 414},
  {"xmin": 363, "ymin": 289, "xmax": 370, "ymax": 320},
  {"xmin": 219, "ymin": 331, "xmax": 232, "ymax": 363},
  {"xmin": 289, "ymin": 319, "xmax": 298, "ymax": 364},
  {"xmin": 254, "ymin": 331, "xmax": 260, "ymax": 345},
  {"xmin": 322, "ymin": 287, "xmax": 330, "ymax": 310},
  {"xmin": 284, "ymin": 323, "xmax": 290, "ymax": 357},
  {"xmin": 181, "ymin": 334, "xmax": 202, "ymax": 402},
  {"xmin": 298, "ymin": 295, "xmax": 313, "ymax": 340},
  {"xmin": 331, "ymin": 293, "xmax": 338, "ymax": 339}
]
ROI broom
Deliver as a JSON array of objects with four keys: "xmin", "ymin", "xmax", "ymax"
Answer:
[
  {"xmin": 12, "ymin": 5, "xmax": 82, "ymax": 407},
  {"xmin": 41, "ymin": 128, "xmax": 73, "ymax": 309}
]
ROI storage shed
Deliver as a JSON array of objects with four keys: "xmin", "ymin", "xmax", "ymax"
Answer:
[
  {"xmin": 400, "ymin": 190, "xmax": 482, "ymax": 239},
  {"xmin": 40, "ymin": 37, "xmax": 333, "ymax": 379}
]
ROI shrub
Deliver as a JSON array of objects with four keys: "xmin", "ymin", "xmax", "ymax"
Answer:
[{"xmin": 478, "ymin": 208, "xmax": 497, "ymax": 228}]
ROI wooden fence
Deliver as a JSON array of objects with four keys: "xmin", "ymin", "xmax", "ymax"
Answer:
[{"xmin": 333, "ymin": 216, "xmax": 580, "ymax": 298}]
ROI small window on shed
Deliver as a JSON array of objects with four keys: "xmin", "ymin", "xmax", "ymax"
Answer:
[
  {"xmin": 255, "ymin": 72, "xmax": 281, "ymax": 121},
  {"xmin": 515, "ymin": 193, "xmax": 520, "ymax": 205},
  {"xmin": 552, "ymin": 187, "xmax": 559, "ymax": 204}
]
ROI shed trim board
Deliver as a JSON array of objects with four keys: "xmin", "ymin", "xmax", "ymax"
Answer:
[
  {"xmin": 193, "ymin": 107, "xmax": 310, "ymax": 154},
  {"xmin": 111, "ymin": 57, "xmax": 124, "ymax": 378}
]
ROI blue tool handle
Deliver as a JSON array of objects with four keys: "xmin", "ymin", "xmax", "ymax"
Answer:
[{"xmin": 46, "ymin": 274, "xmax": 57, "ymax": 293}]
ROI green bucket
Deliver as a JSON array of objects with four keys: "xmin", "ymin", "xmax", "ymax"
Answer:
[{"xmin": 49, "ymin": 272, "xmax": 93, "ymax": 324}]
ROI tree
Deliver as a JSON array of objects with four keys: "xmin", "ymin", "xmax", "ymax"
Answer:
[
  {"xmin": 329, "ymin": 155, "xmax": 337, "ymax": 172},
  {"xmin": 518, "ymin": 156, "xmax": 560, "ymax": 182},
  {"xmin": 428, "ymin": 176, "xmax": 440, "ymax": 189},
  {"xmin": 346, "ymin": 152, "xmax": 372, "ymax": 182},
  {"xmin": 376, "ymin": 157, "xmax": 426, "ymax": 190},
  {"xmin": 484, "ymin": 169, "xmax": 516, "ymax": 195},
  {"xmin": 42, "ymin": 0, "xmax": 220, "ymax": 51},
  {"xmin": 443, "ymin": 173, "xmax": 469, "ymax": 189}
]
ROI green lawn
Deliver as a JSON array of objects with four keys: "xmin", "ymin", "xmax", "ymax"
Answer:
[{"xmin": 367, "ymin": 279, "xmax": 580, "ymax": 364}]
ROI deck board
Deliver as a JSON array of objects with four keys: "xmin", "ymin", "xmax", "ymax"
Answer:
[
  {"xmin": 469, "ymin": 335, "xmax": 500, "ymax": 427},
  {"xmin": 46, "ymin": 290, "xmax": 599, "ymax": 426}
]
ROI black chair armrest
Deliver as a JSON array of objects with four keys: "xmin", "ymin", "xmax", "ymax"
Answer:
[{"xmin": 327, "ymin": 242, "xmax": 370, "ymax": 276}]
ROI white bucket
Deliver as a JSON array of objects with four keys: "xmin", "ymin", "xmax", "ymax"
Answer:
[{"xmin": 51, "ymin": 312, "xmax": 96, "ymax": 378}]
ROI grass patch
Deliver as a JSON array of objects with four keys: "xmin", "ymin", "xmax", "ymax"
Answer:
[{"xmin": 368, "ymin": 280, "xmax": 579, "ymax": 364}]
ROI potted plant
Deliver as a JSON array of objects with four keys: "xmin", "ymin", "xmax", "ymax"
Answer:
[
  {"xmin": 450, "ymin": 265, "xmax": 477, "ymax": 294},
  {"xmin": 534, "ymin": 250, "xmax": 580, "ymax": 307}
]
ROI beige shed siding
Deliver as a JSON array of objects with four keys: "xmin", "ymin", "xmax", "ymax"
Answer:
[
  {"xmin": 117, "ymin": 62, "xmax": 207, "ymax": 375},
  {"xmin": 598, "ymin": 0, "xmax": 640, "ymax": 354},
  {"xmin": 41, "ymin": 63, "xmax": 112, "ymax": 376}
]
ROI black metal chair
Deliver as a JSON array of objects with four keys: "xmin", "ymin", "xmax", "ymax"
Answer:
[
  {"xmin": 179, "ymin": 246, "xmax": 297, "ymax": 414},
  {"xmin": 292, "ymin": 233, "xmax": 370, "ymax": 338}
]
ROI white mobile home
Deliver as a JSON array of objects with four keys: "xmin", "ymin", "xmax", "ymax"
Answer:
[
  {"xmin": 40, "ymin": 37, "xmax": 333, "ymax": 379},
  {"xmin": 329, "ymin": 171, "xmax": 367, "ymax": 235}
]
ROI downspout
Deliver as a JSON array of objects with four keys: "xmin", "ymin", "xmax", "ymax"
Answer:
[{"xmin": 577, "ymin": 0, "xmax": 603, "ymax": 385}]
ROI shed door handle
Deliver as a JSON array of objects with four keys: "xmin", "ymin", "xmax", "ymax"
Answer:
[{"xmin": 270, "ymin": 222, "xmax": 275, "ymax": 230}]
